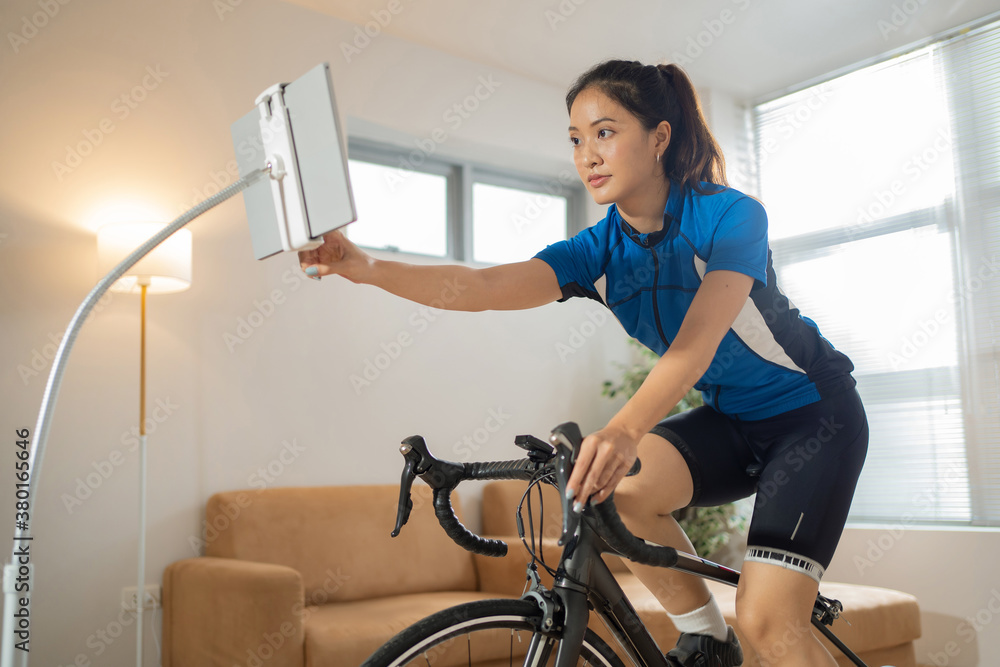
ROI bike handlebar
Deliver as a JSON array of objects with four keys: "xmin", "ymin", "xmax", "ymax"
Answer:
[{"xmin": 390, "ymin": 422, "xmax": 678, "ymax": 569}]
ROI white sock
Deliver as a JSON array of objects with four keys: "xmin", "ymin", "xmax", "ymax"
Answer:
[{"xmin": 667, "ymin": 593, "xmax": 729, "ymax": 642}]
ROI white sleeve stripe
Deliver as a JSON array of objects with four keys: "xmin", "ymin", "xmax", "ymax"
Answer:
[{"xmin": 595, "ymin": 274, "xmax": 608, "ymax": 305}]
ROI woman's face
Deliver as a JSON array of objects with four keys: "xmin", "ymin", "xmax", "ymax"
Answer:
[{"xmin": 568, "ymin": 86, "xmax": 664, "ymax": 207}]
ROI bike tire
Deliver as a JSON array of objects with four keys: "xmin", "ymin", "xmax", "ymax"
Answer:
[{"xmin": 360, "ymin": 598, "xmax": 627, "ymax": 667}]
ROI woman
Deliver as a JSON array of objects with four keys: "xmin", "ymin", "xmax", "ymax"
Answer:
[{"xmin": 300, "ymin": 60, "xmax": 868, "ymax": 667}]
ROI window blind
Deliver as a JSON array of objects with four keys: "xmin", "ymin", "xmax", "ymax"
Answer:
[
  {"xmin": 940, "ymin": 23, "xmax": 1000, "ymax": 524},
  {"xmin": 753, "ymin": 19, "xmax": 1000, "ymax": 525}
]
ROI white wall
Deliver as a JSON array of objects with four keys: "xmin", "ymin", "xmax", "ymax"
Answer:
[
  {"xmin": 0, "ymin": 1, "xmax": 631, "ymax": 665},
  {"xmin": 826, "ymin": 525, "xmax": 1000, "ymax": 667}
]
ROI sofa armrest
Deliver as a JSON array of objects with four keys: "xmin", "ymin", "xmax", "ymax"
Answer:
[{"xmin": 163, "ymin": 557, "xmax": 305, "ymax": 667}]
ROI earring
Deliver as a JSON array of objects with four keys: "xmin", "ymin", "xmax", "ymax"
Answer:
[{"xmin": 656, "ymin": 153, "xmax": 661, "ymax": 163}]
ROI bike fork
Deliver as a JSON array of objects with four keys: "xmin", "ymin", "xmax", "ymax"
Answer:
[
  {"xmin": 522, "ymin": 633, "xmax": 557, "ymax": 666},
  {"xmin": 552, "ymin": 582, "xmax": 590, "ymax": 667}
]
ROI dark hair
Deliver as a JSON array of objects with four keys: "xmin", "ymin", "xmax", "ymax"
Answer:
[{"xmin": 566, "ymin": 60, "xmax": 727, "ymax": 195}]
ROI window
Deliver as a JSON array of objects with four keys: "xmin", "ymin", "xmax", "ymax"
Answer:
[
  {"xmin": 345, "ymin": 139, "xmax": 584, "ymax": 263},
  {"xmin": 345, "ymin": 160, "xmax": 448, "ymax": 257},
  {"xmin": 472, "ymin": 180, "xmax": 568, "ymax": 264},
  {"xmin": 754, "ymin": 18, "xmax": 1000, "ymax": 525}
]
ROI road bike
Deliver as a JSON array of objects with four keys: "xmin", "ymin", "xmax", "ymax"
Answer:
[{"xmin": 361, "ymin": 422, "xmax": 875, "ymax": 667}]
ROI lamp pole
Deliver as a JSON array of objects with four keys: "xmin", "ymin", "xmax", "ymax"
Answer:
[{"xmin": 137, "ymin": 279, "xmax": 148, "ymax": 667}]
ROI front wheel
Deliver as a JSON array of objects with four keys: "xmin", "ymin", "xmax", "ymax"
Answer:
[{"xmin": 361, "ymin": 598, "xmax": 626, "ymax": 667}]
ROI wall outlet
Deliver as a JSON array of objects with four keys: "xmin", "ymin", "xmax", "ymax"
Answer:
[{"xmin": 121, "ymin": 584, "xmax": 161, "ymax": 610}]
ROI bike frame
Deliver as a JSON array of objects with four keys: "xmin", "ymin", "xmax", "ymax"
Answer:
[{"xmin": 525, "ymin": 507, "xmax": 869, "ymax": 667}]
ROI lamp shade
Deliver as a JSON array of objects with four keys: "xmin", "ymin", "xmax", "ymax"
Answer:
[{"xmin": 97, "ymin": 222, "xmax": 192, "ymax": 294}]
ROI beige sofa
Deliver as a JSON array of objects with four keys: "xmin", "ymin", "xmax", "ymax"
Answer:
[{"xmin": 163, "ymin": 482, "xmax": 921, "ymax": 666}]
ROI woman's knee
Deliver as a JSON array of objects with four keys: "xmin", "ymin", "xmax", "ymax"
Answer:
[
  {"xmin": 735, "ymin": 604, "xmax": 813, "ymax": 664},
  {"xmin": 613, "ymin": 433, "xmax": 694, "ymax": 523},
  {"xmin": 735, "ymin": 566, "xmax": 818, "ymax": 658},
  {"xmin": 734, "ymin": 588, "xmax": 773, "ymax": 647}
]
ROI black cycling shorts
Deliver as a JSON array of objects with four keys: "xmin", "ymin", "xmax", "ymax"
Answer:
[{"xmin": 650, "ymin": 386, "xmax": 868, "ymax": 583}]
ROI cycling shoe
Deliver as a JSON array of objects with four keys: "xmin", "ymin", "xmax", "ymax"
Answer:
[{"xmin": 665, "ymin": 625, "xmax": 743, "ymax": 667}]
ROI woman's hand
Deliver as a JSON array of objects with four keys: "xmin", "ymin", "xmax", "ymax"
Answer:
[
  {"xmin": 297, "ymin": 230, "xmax": 372, "ymax": 282},
  {"xmin": 566, "ymin": 424, "xmax": 640, "ymax": 509}
]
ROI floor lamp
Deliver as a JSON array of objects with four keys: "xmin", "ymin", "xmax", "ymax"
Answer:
[{"xmin": 97, "ymin": 222, "xmax": 192, "ymax": 667}]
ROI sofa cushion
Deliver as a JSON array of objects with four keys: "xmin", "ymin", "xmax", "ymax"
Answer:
[
  {"xmin": 302, "ymin": 591, "xmax": 506, "ymax": 667},
  {"xmin": 616, "ymin": 575, "xmax": 920, "ymax": 665},
  {"xmin": 204, "ymin": 484, "xmax": 477, "ymax": 603}
]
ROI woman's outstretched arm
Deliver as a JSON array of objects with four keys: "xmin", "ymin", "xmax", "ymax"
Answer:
[{"xmin": 298, "ymin": 230, "xmax": 563, "ymax": 311}]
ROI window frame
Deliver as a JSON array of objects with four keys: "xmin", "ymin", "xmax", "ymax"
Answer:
[{"xmin": 346, "ymin": 137, "xmax": 587, "ymax": 264}]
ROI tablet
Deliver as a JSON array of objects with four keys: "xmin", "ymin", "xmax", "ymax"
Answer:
[{"xmin": 231, "ymin": 62, "xmax": 357, "ymax": 260}]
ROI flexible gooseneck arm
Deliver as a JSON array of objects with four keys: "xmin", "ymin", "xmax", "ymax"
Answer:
[{"xmin": 0, "ymin": 166, "xmax": 269, "ymax": 667}]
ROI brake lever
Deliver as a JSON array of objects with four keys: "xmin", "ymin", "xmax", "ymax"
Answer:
[
  {"xmin": 550, "ymin": 423, "xmax": 586, "ymax": 550},
  {"xmin": 391, "ymin": 435, "xmax": 431, "ymax": 537},
  {"xmin": 552, "ymin": 442, "xmax": 581, "ymax": 548},
  {"xmin": 391, "ymin": 456, "xmax": 416, "ymax": 537}
]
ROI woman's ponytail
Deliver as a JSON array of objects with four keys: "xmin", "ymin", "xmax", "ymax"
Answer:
[
  {"xmin": 566, "ymin": 60, "xmax": 728, "ymax": 194},
  {"xmin": 656, "ymin": 64, "xmax": 727, "ymax": 192}
]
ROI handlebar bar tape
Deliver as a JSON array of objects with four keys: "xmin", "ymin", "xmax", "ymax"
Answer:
[
  {"xmin": 593, "ymin": 496, "xmax": 678, "ymax": 568},
  {"xmin": 464, "ymin": 459, "xmax": 538, "ymax": 481},
  {"xmin": 432, "ymin": 487, "xmax": 509, "ymax": 558}
]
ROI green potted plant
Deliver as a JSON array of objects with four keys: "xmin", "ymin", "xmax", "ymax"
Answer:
[{"xmin": 602, "ymin": 339, "xmax": 752, "ymax": 566}]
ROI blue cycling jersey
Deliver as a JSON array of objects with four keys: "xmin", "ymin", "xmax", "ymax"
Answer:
[{"xmin": 534, "ymin": 181, "xmax": 855, "ymax": 420}]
